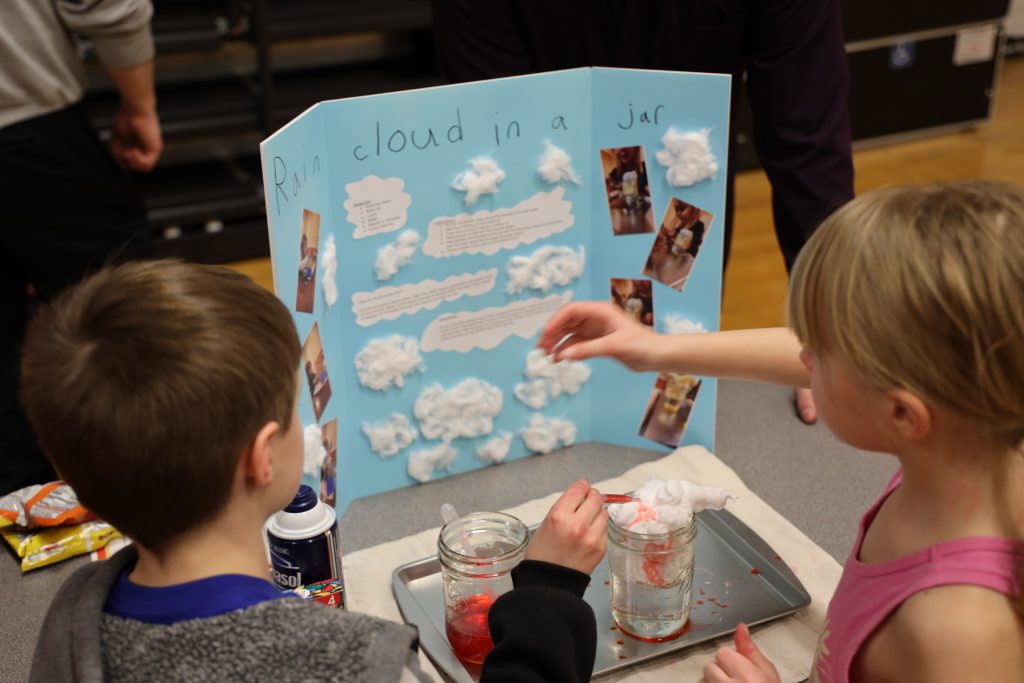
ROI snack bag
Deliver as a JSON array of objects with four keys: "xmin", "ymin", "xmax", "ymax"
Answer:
[
  {"xmin": 291, "ymin": 578, "xmax": 345, "ymax": 609},
  {"xmin": 0, "ymin": 482, "xmax": 122, "ymax": 571}
]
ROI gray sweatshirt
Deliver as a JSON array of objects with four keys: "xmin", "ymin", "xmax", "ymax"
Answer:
[
  {"xmin": 0, "ymin": 0, "xmax": 155, "ymax": 129},
  {"xmin": 29, "ymin": 547, "xmax": 434, "ymax": 682}
]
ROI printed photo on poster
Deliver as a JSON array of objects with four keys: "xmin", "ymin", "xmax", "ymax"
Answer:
[
  {"xmin": 296, "ymin": 209, "xmax": 321, "ymax": 313},
  {"xmin": 610, "ymin": 278, "xmax": 654, "ymax": 327},
  {"xmin": 638, "ymin": 372, "xmax": 701, "ymax": 447},
  {"xmin": 600, "ymin": 146, "xmax": 655, "ymax": 235},
  {"xmin": 642, "ymin": 198, "xmax": 713, "ymax": 292},
  {"xmin": 302, "ymin": 322, "xmax": 332, "ymax": 421},
  {"xmin": 320, "ymin": 418, "xmax": 338, "ymax": 506}
]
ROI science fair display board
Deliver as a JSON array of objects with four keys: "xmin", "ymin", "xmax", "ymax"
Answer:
[{"xmin": 260, "ymin": 67, "xmax": 731, "ymax": 515}]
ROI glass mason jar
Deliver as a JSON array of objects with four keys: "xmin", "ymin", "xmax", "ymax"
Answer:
[
  {"xmin": 438, "ymin": 511, "xmax": 529, "ymax": 664},
  {"xmin": 608, "ymin": 511, "xmax": 698, "ymax": 641}
]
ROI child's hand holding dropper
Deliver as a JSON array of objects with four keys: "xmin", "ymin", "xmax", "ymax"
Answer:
[{"xmin": 525, "ymin": 479, "xmax": 607, "ymax": 575}]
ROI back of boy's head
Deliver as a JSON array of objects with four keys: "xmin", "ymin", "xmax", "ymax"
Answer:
[
  {"xmin": 788, "ymin": 181, "xmax": 1024, "ymax": 445},
  {"xmin": 20, "ymin": 260, "xmax": 302, "ymax": 549}
]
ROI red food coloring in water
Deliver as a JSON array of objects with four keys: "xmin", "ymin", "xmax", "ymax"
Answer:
[
  {"xmin": 616, "ymin": 618, "xmax": 692, "ymax": 643},
  {"xmin": 750, "ymin": 568, "xmax": 761, "ymax": 575},
  {"xmin": 445, "ymin": 594, "xmax": 495, "ymax": 664}
]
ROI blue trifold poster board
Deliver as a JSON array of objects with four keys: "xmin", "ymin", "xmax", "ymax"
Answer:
[{"xmin": 260, "ymin": 67, "xmax": 731, "ymax": 516}]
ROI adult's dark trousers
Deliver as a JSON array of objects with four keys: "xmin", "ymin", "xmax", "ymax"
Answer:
[{"xmin": 0, "ymin": 102, "xmax": 151, "ymax": 495}]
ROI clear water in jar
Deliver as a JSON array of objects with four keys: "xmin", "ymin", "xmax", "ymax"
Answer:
[{"xmin": 610, "ymin": 562, "xmax": 693, "ymax": 640}]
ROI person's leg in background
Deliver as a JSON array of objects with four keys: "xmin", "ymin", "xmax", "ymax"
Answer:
[{"xmin": 0, "ymin": 103, "xmax": 151, "ymax": 494}]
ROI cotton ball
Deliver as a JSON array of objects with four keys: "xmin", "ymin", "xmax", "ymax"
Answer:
[
  {"xmin": 303, "ymin": 424, "xmax": 327, "ymax": 475},
  {"xmin": 537, "ymin": 140, "xmax": 581, "ymax": 184},
  {"xmin": 354, "ymin": 336, "xmax": 424, "ymax": 391},
  {"xmin": 520, "ymin": 413, "xmax": 576, "ymax": 454},
  {"xmin": 375, "ymin": 230, "xmax": 421, "ymax": 281},
  {"xmin": 407, "ymin": 442, "xmax": 458, "ymax": 483},
  {"xmin": 452, "ymin": 157, "xmax": 505, "ymax": 205},
  {"xmin": 505, "ymin": 245, "xmax": 585, "ymax": 295},
  {"xmin": 662, "ymin": 314, "xmax": 707, "ymax": 335},
  {"xmin": 414, "ymin": 378, "xmax": 503, "ymax": 443},
  {"xmin": 476, "ymin": 432, "xmax": 513, "ymax": 464},
  {"xmin": 655, "ymin": 128, "xmax": 718, "ymax": 188},
  {"xmin": 523, "ymin": 348, "xmax": 590, "ymax": 398},
  {"xmin": 513, "ymin": 379, "xmax": 549, "ymax": 410},
  {"xmin": 361, "ymin": 413, "xmax": 418, "ymax": 458},
  {"xmin": 320, "ymin": 235, "xmax": 338, "ymax": 307}
]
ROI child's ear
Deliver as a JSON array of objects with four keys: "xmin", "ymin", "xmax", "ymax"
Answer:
[
  {"xmin": 886, "ymin": 389, "xmax": 932, "ymax": 440},
  {"xmin": 242, "ymin": 421, "xmax": 282, "ymax": 487}
]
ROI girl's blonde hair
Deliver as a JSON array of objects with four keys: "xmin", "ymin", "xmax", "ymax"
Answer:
[{"xmin": 787, "ymin": 181, "xmax": 1024, "ymax": 446}]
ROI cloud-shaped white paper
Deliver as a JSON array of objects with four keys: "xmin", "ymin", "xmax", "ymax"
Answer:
[
  {"xmin": 655, "ymin": 128, "xmax": 718, "ymax": 187},
  {"xmin": 414, "ymin": 378, "xmax": 503, "ymax": 443},
  {"xmin": 375, "ymin": 230, "xmax": 421, "ymax": 281},
  {"xmin": 421, "ymin": 291, "xmax": 572, "ymax": 353},
  {"xmin": 476, "ymin": 432, "xmax": 513, "ymax": 464},
  {"xmin": 361, "ymin": 413, "xmax": 418, "ymax": 458},
  {"xmin": 352, "ymin": 270, "xmax": 497, "ymax": 327},
  {"xmin": 408, "ymin": 442, "xmax": 458, "ymax": 483},
  {"xmin": 537, "ymin": 140, "xmax": 581, "ymax": 184},
  {"xmin": 452, "ymin": 157, "xmax": 506, "ymax": 205},
  {"xmin": 303, "ymin": 423, "xmax": 327, "ymax": 475},
  {"xmin": 520, "ymin": 413, "xmax": 577, "ymax": 454},
  {"xmin": 662, "ymin": 314, "xmax": 708, "ymax": 335},
  {"xmin": 354, "ymin": 335, "xmax": 424, "ymax": 391},
  {"xmin": 506, "ymin": 245, "xmax": 585, "ymax": 295},
  {"xmin": 513, "ymin": 349, "xmax": 590, "ymax": 410},
  {"xmin": 423, "ymin": 188, "xmax": 574, "ymax": 258},
  {"xmin": 345, "ymin": 175, "xmax": 412, "ymax": 239},
  {"xmin": 320, "ymin": 234, "xmax": 338, "ymax": 307}
]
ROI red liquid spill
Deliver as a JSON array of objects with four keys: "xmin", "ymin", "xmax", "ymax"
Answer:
[
  {"xmin": 750, "ymin": 568, "xmax": 761, "ymax": 575},
  {"xmin": 616, "ymin": 640, "xmax": 624, "ymax": 645},
  {"xmin": 619, "ymin": 655, "xmax": 627, "ymax": 660},
  {"xmin": 719, "ymin": 603, "xmax": 729, "ymax": 608},
  {"xmin": 446, "ymin": 594, "xmax": 495, "ymax": 664},
  {"xmin": 698, "ymin": 587, "xmax": 705, "ymax": 595},
  {"xmin": 774, "ymin": 555, "xmax": 781, "ymax": 560},
  {"xmin": 616, "ymin": 618, "xmax": 692, "ymax": 643},
  {"xmin": 696, "ymin": 600, "xmax": 704, "ymax": 605},
  {"xmin": 610, "ymin": 625, "xmax": 618, "ymax": 631},
  {"xmin": 604, "ymin": 580, "xmax": 610, "ymax": 585}
]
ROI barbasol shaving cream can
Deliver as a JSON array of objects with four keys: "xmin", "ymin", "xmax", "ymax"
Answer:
[{"xmin": 266, "ymin": 485, "xmax": 341, "ymax": 591}]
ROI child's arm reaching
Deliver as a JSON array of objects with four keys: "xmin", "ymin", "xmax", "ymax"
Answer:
[
  {"xmin": 538, "ymin": 301, "xmax": 811, "ymax": 388},
  {"xmin": 481, "ymin": 480, "xmax": 607, "ymax": 683}
]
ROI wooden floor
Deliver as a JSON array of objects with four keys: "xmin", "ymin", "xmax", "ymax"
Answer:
[{"xmin": 230, "ymin": 58, "xmax": 1024, "ymax": 331}]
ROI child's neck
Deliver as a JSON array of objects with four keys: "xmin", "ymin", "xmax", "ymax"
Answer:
[
  {"xmin": 129, "ymin": 510, "xmax": 272, "ymax": 587},
  {"xmin": 883, "ymin": 431, "xmax": 1023, "ymax": 550}
]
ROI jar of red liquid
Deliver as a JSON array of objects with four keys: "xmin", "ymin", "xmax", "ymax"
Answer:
[
  {"xmin": 608, "ymin": 510, "xmax": 697, "ymax": 642},
  {"xmin": 437, "ymin": 511, "xmax": 529, "ymax": 665}
]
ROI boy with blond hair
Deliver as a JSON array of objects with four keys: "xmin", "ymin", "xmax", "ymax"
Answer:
[{"xmin": 23, "ymin": 260, "xmax": 607, "ymax": 682}]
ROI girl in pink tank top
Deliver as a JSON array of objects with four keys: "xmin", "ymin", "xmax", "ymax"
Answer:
[{"xmin": 537, "ymin": 182, "xmax": 1024, "ymax": 682}]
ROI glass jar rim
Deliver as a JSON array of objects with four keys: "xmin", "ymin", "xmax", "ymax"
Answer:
[
  {"xmin": 438, "ymin": 510, "xmax": 530, "ymax": 562},
  {"xmin": 607, "ymin": 510, "xmax": 698, "ymax": 542}
]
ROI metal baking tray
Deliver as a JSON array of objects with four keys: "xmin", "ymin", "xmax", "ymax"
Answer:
[{"xmin": 392, "ymin": 508, "xmax": 810, "ymax": 682}]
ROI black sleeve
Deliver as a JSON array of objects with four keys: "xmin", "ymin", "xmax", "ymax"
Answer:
[
  {"xmin": 480, "ymin": 560, "xmax": 596, "ymax": 683},
  {"xmin": 743, "ymin": 0, "xmax": 855, "ymax": 270}
]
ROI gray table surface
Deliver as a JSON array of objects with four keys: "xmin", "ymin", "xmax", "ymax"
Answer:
[{"xmin": 0, "ymin": 379, "xmax": 897, "ymax": 683}]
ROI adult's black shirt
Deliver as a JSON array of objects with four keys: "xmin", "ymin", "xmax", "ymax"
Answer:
[{"xmin": 430, "ymin": 0, "xmax": 855, "ymax": 269}]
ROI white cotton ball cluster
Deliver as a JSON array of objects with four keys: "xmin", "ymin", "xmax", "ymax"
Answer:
[
  {"xmin": 655, "ymin": 128, "xmax": 718, "ymax": 188},
  {"xmin": 513, "ymin": 349, "xmax": 590, "ymax": 410},
  {"xmin": 354, "ymin": 336, "xmax": 424, "ymax": 391},
  {"xmin": 505, "ymin": 245, "xmax": 585, "ymax": 295},
  {"xmin": 537, "ymin": 140, "xmax": 581, "ymax": 184},
  {"xmin": 320, "ymin": 235, "xmax": 338, "ymax": 307},
  {"xmin": 452, "ymin": 157, "xmax": 506, "ymax": 205},
  {"xmin": 414, "ymin": 378, "xmax": 503, "ymax": 443},
  {"xmin": 303, "ymin": 423, "xmax": 327, "ymax": 475},
  {"xmin": 520, "ymin": 413, "xmax": 577, "ymax": 454},
  {"xmin": 607, "ymin": 478, "xmax": 734, "ymax": 534},
  {"xmin": 374, "ymin": 230, "xmax": 421, "ymax": 281},
  {"xmin": 407, "ymin": 442, "xmax": 458, "ymax": 483},
  {"xmin": 361, "ymin": 413, "xmax": 418, "ymax": 458},
  {"xmin": 661, "ymin": 314, "xmax": 708, "ymax": 335},
  {"xmin": 476, "ymin": 432, "xmax": 513, "ymax": 464}
]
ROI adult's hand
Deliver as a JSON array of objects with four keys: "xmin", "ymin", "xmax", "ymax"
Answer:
[
  {"xmin": 537, "ymin": 301, "xmax": 662, "ymax": 372},
  {"xmin": 111, "ymin": 102, "xmax": 162, "ymax": 172}
]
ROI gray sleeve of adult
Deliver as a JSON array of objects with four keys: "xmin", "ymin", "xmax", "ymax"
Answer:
[{"xmin": 55, "ymin": 0, "xmax": 155, "ymax": 68}]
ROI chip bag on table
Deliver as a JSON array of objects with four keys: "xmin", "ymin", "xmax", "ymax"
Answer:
[{"xmin": 0, "ymin": 482, "xmax": 123, "ymax": 572}]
